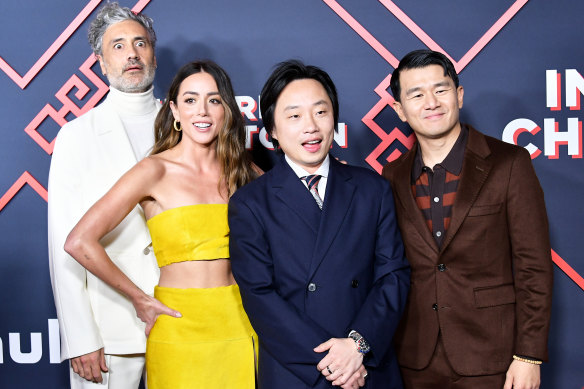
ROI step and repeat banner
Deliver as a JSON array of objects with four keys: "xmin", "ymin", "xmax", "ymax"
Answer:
[{"xmin": 1, "ymin": 0, "xmax": 582, "ymax": 387}]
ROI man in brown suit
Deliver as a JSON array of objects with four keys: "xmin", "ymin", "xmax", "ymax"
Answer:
[{"xmin": 382, "ymin": 50, "xmax": 553, "ymax": 389}]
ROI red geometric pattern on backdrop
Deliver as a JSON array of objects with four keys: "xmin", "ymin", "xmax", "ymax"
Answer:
[
  {"xmin": 24, "ymin": 55, "xmax": 109, "ymax": 155},
  {"xmin": 322, "ymin": 0, "xmax": 584, "ymax": 292},
  {"xmin": 0, "ymin": 0, "xmax": 102, "ymax": 89},
  {"xmin": 0, "ymin": 0, "xmax": 152, "ymax": 214},
  {"xmin": 1, "ymin": 0, "xmax": 580, "ymax": 292}
]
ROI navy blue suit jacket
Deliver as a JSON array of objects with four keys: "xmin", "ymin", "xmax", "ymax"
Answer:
[{"xmin": 229, "ymin": 156, "xmax": 410, "ymax": 388}]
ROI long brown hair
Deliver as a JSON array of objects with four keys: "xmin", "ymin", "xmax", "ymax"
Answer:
[{"xmin": 152, "ymin": 60, "xmax": 257, "ymax": 196}]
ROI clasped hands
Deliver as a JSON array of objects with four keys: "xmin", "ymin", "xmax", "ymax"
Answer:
[{"xmin": 315, "ymin": 338, "xmax": 367, "ymax": 388}]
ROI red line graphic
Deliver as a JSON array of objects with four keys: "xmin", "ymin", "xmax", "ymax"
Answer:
[
  {"xmin": 377, "ymin": 0, "xmax": 455, "ymax": 66},
  {"xmin": 24, "ymin": 55, "xmax": 108, "ymax": 155},
  {"xmin": 322, "ymin": 0, "xmax": 399, "ymax": 68},
  {"xmin": 378, "ymin": 0, "xmax": 529, "ymax": 73},
  {"xmin": 0, "ymin": 0, "xmax": 102, "ymax": 89},
  {"xmin": 23, "ymin": 0, "xmax": 152, "ymax": 154},
  {"xmin": 552, "ymin": 250, "xmax": 584, "ymax": 291},
  {"xmin": 0, "ymin": 172, "xmax": 47, "ymax": 212},
  {"xmin": 131, "ymin": 0, "xmax": 152, "ymax": 13},
  {"xmin": 323, "ymin": 0, "xmax": 583, "ymax": 293},
  {"xmin": 455, "ymin": 0, "xmax": 529, "ymax": 72},
  {"xmin": 362, "ymin": 73, "xmax": 415, "ymax": 172},
  {"xmin": 323, "ymin": 0, "xmax": 530, "ymax": 172},
  {"xmin": 1, "ymin": 0, "xmax": 153, "ymax": 215},
  {"xmin": 0, "ymin": 0, "xmax": 151, "ymax": 89}
]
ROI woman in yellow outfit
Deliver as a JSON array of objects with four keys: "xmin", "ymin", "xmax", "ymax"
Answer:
[{"xmin": 65, "ymin": 60, "xmax": 259, "ymax": 388}]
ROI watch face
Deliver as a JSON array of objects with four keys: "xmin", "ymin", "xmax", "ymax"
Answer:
[
  {"xmin": 359, "ymin": 339, "xmax": 370, "ymax": 353},
  {"xmin": 349, "ymin": 331, "xmax": 370, "ymax": 353}
]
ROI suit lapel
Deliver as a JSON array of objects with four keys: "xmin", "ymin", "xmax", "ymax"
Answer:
[
  {"xmin": 93, "ymin": 96, "xmax": 151, "ymax": 249},
  {"xmin": 308, "ymin": 158, "xmax": 356, "ymax": 277},
  {"xmin": 273, "ymin": 160, "xmax": 321, "ymax": 234},
  {"xmin": 392, "ymin": 148, "xmax": 439, "ymax": 253},
  {"xmin": 440, "ymin": 127, "xmax": 492, "ymax": 252}
]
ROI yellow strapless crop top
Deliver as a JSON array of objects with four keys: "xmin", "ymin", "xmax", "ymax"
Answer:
[{"xmin": 147, "ymin": 204, "xmax": 229, "ymax": 268}]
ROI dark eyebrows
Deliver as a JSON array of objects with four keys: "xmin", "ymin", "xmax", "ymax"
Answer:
[
  {"xmin": 181, "ymin": 91, "xmax": 220, "ymax": 97},
  {"xmin": 433, "ymin": 81, "xmax": 451, "ymax": 89},
  {"xmin": 110, "ymin": 36, "xmax": 149, "ymax": 45},
  {"xmin": 404, "ymin": 86, "xmax": 421, "ymax": 96},
  {"xmin": 283, "ymin": 99, "xmax": 329, "ymax": 111},
  {"xmin": 405, "ymin": 81, "xmax": 452, "ymax": 96}
]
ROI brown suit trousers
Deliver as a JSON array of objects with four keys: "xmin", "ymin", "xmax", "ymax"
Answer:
[{"xmin": 382, "ymin": 126, "xmax": 553, "ymax": 377}]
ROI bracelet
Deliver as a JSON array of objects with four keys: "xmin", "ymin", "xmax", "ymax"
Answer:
[
  {"xmin": 348, "ymin": 330, "xmax": 370, "ymax": 354},
  {"xmin": 512, "ymin": 355, "xmax": 542, "ymax": 365}
]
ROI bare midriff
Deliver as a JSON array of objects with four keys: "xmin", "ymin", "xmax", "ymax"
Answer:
[{"xmin": 158, "ymin": 258, "xmax": 236, "ymax": 288}]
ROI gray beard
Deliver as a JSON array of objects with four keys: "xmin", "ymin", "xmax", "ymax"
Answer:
[{"xmin": 109, "ymin": 65, "xmax": 156, "ymax": 93}]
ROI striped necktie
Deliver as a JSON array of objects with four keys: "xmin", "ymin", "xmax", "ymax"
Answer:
[{"xmin": 302, "ymin": 174, "xmax": 323, "ymax": 210}]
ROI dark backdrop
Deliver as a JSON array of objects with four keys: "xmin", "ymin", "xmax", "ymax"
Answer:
[{"xmin": 1, "ymin": 0, "xmax": 582, "ymax": 387}]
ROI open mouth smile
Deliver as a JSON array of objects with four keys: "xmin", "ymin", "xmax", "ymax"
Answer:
[{"xmin": 302, "ymin": 139, "xmax": 322, "ymax": 152}]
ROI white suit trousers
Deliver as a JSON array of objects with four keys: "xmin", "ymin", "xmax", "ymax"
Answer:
[{"xmin": 69, "ymin": 354, "xmax": 145, "ymax": 389}]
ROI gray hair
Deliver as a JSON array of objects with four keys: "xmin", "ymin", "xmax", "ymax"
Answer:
[{"xmin": 88, "ymin": 2, "xmax": 156, "ymax": 56}]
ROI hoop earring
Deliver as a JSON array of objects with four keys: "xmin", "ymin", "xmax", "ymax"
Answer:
[{"xmin": 173, "ymin": 120, "xmax": 182, "ymax": 132}]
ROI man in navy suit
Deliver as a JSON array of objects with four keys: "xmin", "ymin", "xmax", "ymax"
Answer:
[{"xmin": 229, "ymin": 60, "xmax": 410, "ymax": 389}]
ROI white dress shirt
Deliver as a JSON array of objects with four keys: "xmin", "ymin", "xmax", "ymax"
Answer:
[{"xmin": 284, "ymin": 154, "xmax": 330, "ymax": 201}]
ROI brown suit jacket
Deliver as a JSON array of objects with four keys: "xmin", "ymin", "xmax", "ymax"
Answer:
[{"xmin": 382, "ymin": 125, "xmax": 553, "ymax": 376}]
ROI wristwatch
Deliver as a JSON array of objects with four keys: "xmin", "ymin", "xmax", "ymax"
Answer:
[{"xmin": 348, "ymin": 330, "xmax": 370, "ymax": 354}]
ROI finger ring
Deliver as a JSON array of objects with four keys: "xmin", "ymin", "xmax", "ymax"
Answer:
[
  {"xmin": 363, "ymin": 372, "xmax": 368, "ymax": 379},
  {"xmin": 326, "ymin": 366, "xmax": 333, "ymax": 374}
]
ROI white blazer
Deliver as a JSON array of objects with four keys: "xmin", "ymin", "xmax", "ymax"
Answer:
[{"xmin": 48, "ymin": 93, "xmax": 160, "ymax": 361}]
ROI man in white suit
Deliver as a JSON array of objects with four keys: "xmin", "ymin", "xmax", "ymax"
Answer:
[{"xmin": 48, "ymin": 3, "xmax": 160, "ymax": 388}]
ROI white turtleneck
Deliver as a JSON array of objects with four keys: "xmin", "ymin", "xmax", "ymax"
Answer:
[{"xmin": 108, "ymin": 86, "xmax": 158, "ymax": 161}]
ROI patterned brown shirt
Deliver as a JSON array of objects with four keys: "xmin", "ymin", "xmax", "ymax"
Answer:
[{"xmin": 411, "ymin": 125, "xmax": 468, "ymax": 247}]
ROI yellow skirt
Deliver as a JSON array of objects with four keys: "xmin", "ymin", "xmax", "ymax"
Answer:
[{"xmin": 146, "ymin": 284, "xmax": 257, "ymax": 389}]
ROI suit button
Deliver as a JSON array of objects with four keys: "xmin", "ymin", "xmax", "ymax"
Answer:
[
  {"xmin": 437, "ymin": 264, "xmax": 447, "ymax": 272},
  {"xmin": 143, "ymin": 247, "xmax": 151, "ymax": 255},
  {"xmin": 351, "ymin": 280, "xmax": 359, "ymax": 288},
  {"xmin": 308, "ymin": 283, "xmax": 317, "ymax": 292},
  {"xmin": 432, "ymin": 303, "xmax": 438, "ymax": 311}
]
